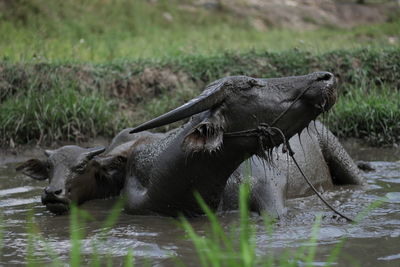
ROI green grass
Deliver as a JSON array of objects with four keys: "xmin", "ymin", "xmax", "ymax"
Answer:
[
  {"xmin": 0, "ymin": 0, "xmax": 399, "ymax": 62},
  {"xmin": 1, "ymin": 49, "xmax": 399, "ymax": 146},
  {"xmin": 327, "ymin": 83, "xmax": 400, "ymax": 145},
  {"xmin": 22, "ymin": 199, "xmax": 127, "ymax": 267},
  {"xmin": 178, "ymin": 164, "xmax": 336, "ymax": 267},
  {"xmin": 0, "ymin": 86, "xmax": 120, "ymax": 145}
]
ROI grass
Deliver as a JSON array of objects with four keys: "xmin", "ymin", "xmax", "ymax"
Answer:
[
  {"xmin": 179, "ymin": 178, "xmax": 260, "ymax": 266},
  {"xmin": 18, "ymin": 199, "xmax": 127, "ymax": 267},
  {"xmin": 0, "ymin": 0, "xmax": 399, "ymax": 62},
  {"xmin": 179, "ymin": 162, "xmax": 334, "ymax": 267},
  {"xmin": 0, "ymin": 86, "xmax": 119, "ymax": 145},
  {"xmin": 1, "ymin": 49, "xmax": 399, "ymax": 146},
  {"xmin": 178, "ymin": 183, "xmax": 386, "ymax": 267},
  {"xmin": 327, "ymin": 83, "xmax": 400, "ymax": 145}
]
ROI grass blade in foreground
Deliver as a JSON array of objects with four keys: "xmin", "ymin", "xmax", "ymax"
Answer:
[
  {"xmin": 70, "ymin": 205, "xmax": 83, "ymax": 267},
  {"xmin": 180, "ymin": 179, "xmax": 258, "ymax": 266}
]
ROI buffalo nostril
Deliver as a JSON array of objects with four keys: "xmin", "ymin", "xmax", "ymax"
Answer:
[
  {"xmin": 44, "ymin": 187, "xmax": 51, "ymax": 194},
  {"xmin": 316, "ymin": 72, "xmax": 333, "ymax": 82},
  {"xmin": 54, "ymin": 189, "xmax": 62, "ymax": 195},
  {"xmin": 44, "ymin": 187, "xmax": 63, "ymax": 195}
]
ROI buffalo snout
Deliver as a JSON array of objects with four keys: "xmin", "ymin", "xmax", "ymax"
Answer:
[
  {"xmin": 44, "ymin": 186, "xmax": 64, "ymax": 196},
  {"xmin": 302, "ymin": 71, "xmax": 337, "ymax": 112},
  {"xmin": 41, "ymin": 187, "xmax": 70, "ymax": 214},
  {"xmin": 314, "ymin": 71, "xmax": 334, "ymax": 82}
]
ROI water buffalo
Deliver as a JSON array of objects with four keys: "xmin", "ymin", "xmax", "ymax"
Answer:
[
  {"xmin": 18, "ymin": 72, "xmax": 363, "ymax": 217},
  {"xmin": 123, "ymin": 72, "xmax": 342, "ymax": 216},
  {"xmin": 16, "ymin": 130, "xmax": 162, "ymax": 214}
]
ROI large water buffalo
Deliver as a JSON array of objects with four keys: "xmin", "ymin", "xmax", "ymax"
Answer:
[
  {"xmin": 17, "ymin": 72, "xmax": 363, "ymax": 217},
  {"xmin": 123, "ymin": 72, "xmax": 346, "ymax": 216}
]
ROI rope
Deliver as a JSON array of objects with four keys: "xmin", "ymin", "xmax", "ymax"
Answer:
[
  {"xmin": 223, "ymin": 84, "xmax": 354, "ymax": 222},
  {"xmin": 285, "ymin": 141, "xmax": 354, "ymax": 222},
  {"xmin": 226, "ymin": 124, "xmax": 354, "ymax": 222}
]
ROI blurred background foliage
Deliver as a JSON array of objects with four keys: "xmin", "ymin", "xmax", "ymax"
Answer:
[{"xmin": 0, "ymin": 0, "xmax": 399, "ymax": 62}]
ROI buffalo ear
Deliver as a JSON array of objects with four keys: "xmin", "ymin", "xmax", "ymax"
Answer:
[
  {"xmin": 183, "ymin": 109, "xmax": 225, "ymax": 153},
  {"xmin": 16, "ymin": 159, "xmax": 49, "ymax": 180},
  {"xmin": 92, "ymin": 155, "xmax": 127, "ymax": 177}
]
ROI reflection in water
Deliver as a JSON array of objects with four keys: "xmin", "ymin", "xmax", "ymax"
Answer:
[{"xmin": 0, "ymin": 144, "xmax": 399, "ymax": 266}]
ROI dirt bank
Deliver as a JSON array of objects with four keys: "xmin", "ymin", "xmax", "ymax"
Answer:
[{"xmin": 194, "ymin": 0, "xmax": 398, "ymax": 29}]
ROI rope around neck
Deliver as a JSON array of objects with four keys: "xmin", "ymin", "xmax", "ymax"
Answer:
[
  {"xmin": 223, "ymin": 84, "xmax": 354, "ymax": 222},
  {"xmin": 225, "ymin": 123, "xmax": 354, "ymax": 223}
]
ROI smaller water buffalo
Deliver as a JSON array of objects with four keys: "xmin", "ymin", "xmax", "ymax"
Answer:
[{"xmin": 16, "ymin": 130, "xmax": 161, "ymax": 214}]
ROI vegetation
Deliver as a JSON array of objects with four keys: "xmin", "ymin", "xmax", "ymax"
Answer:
[
  {"xmin": 328, "ymin": 83, "xmax": 400, "ymax": 145},
  {"xmin": 1, "ymin": 49, "xmax": 399, "ymax": 146},
  {"xmin": 0, "ymin": 0, "xmax": 399, "ymax": 62}
]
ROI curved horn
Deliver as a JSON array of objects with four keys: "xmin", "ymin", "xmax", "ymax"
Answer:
[
  {"xmin": 130, "ymin": 80, "xmax": 228, "ymax": 134},
  {"xmin": 44, "ymin": 149, "xmax": 56, "ymax": 157},
  {"xmin": 82, "ymin": 146, "xmax": 106, "ymax": 160}
]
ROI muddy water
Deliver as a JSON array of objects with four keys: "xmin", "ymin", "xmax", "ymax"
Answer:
[{"xmin": 0, "ymin": 142, "xmax": 399, "ymax": 266}]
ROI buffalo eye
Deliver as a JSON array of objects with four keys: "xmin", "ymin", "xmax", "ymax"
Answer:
[{"xmin": 72, "ymin": 161, "xmax": 88, "ymax": 173}]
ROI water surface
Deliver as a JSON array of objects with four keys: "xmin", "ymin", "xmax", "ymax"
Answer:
[{"xmin": 0, "ymin": 142, "xmax": 399, "ymax": 266}]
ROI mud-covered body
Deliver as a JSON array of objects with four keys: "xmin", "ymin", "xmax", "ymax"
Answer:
[
  {"xmin": 123, "ymin": 72, "xmax": 343, "ymax": 216},
  {"xmin": 221, "ymin": 121, "xmax": 363, "ymax": 218}
]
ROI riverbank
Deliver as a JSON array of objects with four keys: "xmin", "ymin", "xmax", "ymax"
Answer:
[{"xmin": 1, "ymin": 48, "xmax": 399, "ymax": 147}]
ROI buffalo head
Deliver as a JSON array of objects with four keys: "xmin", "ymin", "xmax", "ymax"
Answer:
[
  {"xmin": 17, "ymin": 145, "xmax": 125, "ymax": 214},
  {"xmin": 130, "ymin": 72, "xmax": 336, "ymax": 153}
]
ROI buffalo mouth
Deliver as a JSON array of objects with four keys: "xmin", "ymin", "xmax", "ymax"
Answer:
[
  {"xmin": 45, "ymin": 202, "xmax": 70, "ymax": 215},
  {"xmin": 41, "ymin": 195, "xmax": 70, "ymax": 215},
  {"xmin": 315, "ymin": 74, "xmax": 337, "ymax": 112},
  {"xmin": 322, "ymin": 81, "xmax": 337, "ymax": 111}
]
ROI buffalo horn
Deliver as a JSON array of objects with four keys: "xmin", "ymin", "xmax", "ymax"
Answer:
[
  {"xmin": 130, "ymin": 81, "xmax": 227, "ymax": 133},
  {"xmin": 83, "ymin": 146, "xmax": 106, "ymax": 160},
  {"xmin": 44, "ymin": 150, "xmax": 55, "ymax": 157}
]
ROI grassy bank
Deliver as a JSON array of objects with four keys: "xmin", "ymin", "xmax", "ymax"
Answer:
[
  {"xmin": 1, "ymin": 48, "xmax": 399, "ymax": 146},
  {"xmin": 329, "ymin": 83, "xmax": 400, "ymax": 145},
  {"xmin": 1, "ymin": 0, "xmax": 399, "ymax": 146}
]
